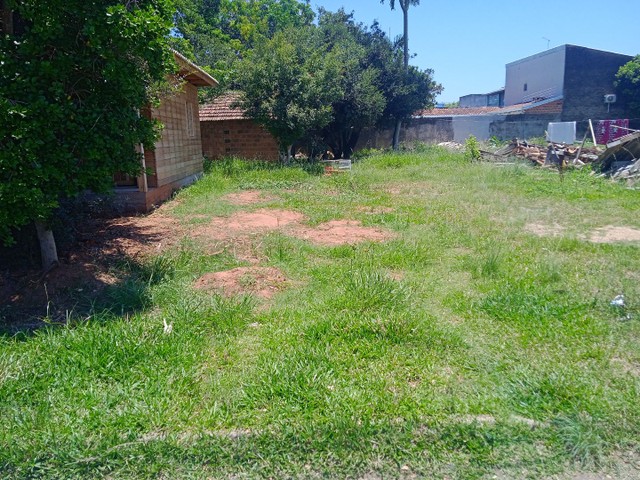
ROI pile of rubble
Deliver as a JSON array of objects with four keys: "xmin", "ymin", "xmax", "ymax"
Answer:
[
  {"xmin": 483, "ymin": 139, "xmax": 600, "ymax": 166},
  {"xmin": 596, "ymin": 132, "xmax": 640, "ymax": 185},
  {"xmin": 484, "ymin": 133, "xmax": 640, "ymax": 185}
]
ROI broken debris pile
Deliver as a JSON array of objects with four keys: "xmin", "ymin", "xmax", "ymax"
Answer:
[
  {"xmin": 485, "ymin": 139, "xmax": 600, "ymax": 166},
  {"xmin": 595, "ymin": 132, "xmax": 640, "ymax": 184}
]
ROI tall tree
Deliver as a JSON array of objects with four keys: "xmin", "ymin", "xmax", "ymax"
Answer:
[
  {"xmin": 0, "ymin": 0, "xmax": 175, "ymax": 269},
  {"xmin": 236, "ymin": 26, "xmax": 341, "ymax": 161},
  {"xmin": 171, "ymin": 0, "xmax": 314, "ymax": 92},
  {"xmin": 316, "ymin": 9, "xmax": 386, "ymax": 158},
  {"xmin": 380, "ymin": 0, "xmax": 421, "ymax": 149}
]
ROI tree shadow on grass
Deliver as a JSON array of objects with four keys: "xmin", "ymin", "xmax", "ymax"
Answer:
[{"xmin": 0, "ymin": 217, "xmax": 177, "ymax": 337}]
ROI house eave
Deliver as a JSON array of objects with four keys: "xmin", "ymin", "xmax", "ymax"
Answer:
[{"xmin": 172, "ymin": 50, "xmax": 218, "ymax": 87}]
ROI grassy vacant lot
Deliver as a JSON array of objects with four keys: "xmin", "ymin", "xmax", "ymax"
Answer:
[{"xmin": 1, "ymin": 148, "xmax": 640, "ymax": 479}]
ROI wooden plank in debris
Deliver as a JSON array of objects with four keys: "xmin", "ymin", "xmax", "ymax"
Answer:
[{"xmin": 589, "ymin": 119, "xmax": 598, "ymax": 146}]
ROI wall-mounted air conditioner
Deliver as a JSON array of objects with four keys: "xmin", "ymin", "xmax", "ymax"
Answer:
[{"xmin": 604, "ymin": 94, "xmax": 617, "ymax": 104}]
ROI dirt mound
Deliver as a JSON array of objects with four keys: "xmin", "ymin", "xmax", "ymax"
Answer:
[
  {"xmin": 589, "ymin": 226, "xmax": 640, "ymax": 243},
  {"xmin": 195, "ymin": 209, "xmax": 306, "ymax": 241},
  {"xmin": 194, "ymin": 266, "xmax": 287, "ymax": 299},
  {"xmin": 292, "ymin": 220, "xmax": 394, "ymax": 246},
  {"xmin": 222, "ymin": 190, "xmax": 276, "ymax": 206}
]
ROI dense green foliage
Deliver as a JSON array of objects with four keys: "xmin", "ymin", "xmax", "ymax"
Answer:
[
  {"xmin": 234, "ymin": 9, "xmax": 440, "ymax": 158},
  {"xmin": 0, "ymin": 0, "xmax": 175, "ymax": 244},
  {"xmin": 171, "ymin": 0, "xmax": 314, "ymax": 91},
  {"xmin": 170, "ymin": 1, "xmax": 441, "ymax": 156},
  {"xmin": 2, "ymin": 151, "xmax": 640, "ymax": 478},
  {"xmin": 315, "ymin": 10, "xmax": 386, "ymax": 158},
  {"xmin": 615, "ymin": 54, "xmax": 640, "ymax": 116},
  {"xmin": 236, "ymin": 26, "xmax": 341, "ymax": 160}
]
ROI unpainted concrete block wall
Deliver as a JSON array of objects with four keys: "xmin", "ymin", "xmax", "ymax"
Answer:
[{"xmin": 562, "ymin": 46, "xmax": 633, "ymax": 122}]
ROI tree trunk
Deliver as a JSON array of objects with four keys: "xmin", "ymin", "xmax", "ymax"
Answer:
[
  {"xmin": 392, "ymin": 118, "xmax": 402, "ymax": 150},
  {"xmin": 402, "ymin": 2, "xmax": 409, "ymax": 68},
  {"xmin": 397, "ymin": 1, "xmax": 409, "ymax": 150},
  {"xmin": 35, "ymin": 220, "xmax": 59, "ymax": 271},
  {"xmin": 286, "ymin": 144, "xmax": 293, "ymax": 163}
]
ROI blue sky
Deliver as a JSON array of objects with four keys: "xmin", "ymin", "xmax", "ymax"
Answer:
[{"xmin": 312, "ymin": 0, "xmax": 640, "ymax": 103}]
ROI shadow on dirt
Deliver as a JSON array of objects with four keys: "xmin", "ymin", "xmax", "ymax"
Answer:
[{"xmin": 0, "ymin": 213, "xmax": 173, "ymax": 336}]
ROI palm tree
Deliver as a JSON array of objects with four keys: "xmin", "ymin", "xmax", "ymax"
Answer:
[
  {"xmin": 381, "ymin": 0, "xmax": 420, "ymax": 149},
  {"xmin": 382, "ymin": 0, "xmax": 420, "ymax": 68}
]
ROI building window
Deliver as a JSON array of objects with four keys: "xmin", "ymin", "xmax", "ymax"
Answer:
[
  {"xmin": 186, "ymin": 102, "xmax": 195, "ymax": 138},
  {"xmin": 523, "ymin": 83, "xmax": 528, "ymax": 92}
]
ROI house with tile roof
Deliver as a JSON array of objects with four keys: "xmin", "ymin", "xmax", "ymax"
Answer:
[
  {"xmin": 200, "ymin": 92, "xmax": 280, "ymax": 161},
  {"xmin": 114, "ymin": 51, "xmax": 217, "ymax": 212}
]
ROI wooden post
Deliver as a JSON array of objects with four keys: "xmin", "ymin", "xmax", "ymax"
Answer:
[
  {"xmin": 135, "ymin": 109, "xmax": 148, "ymax": 193},
  {"xmin": 573, "ymin": 131, "xmax": 588, "ymax": 165},
  {"xmin": 0, "ymin": 2, "xmax": 14, "ymax": 36},
  {"xmin": 137, "ymin": 144, "xmax": 148, "ymax": 193},
  {"xmin": 589, "ymin": 119, "xmax": 598, "ymax": 146}
]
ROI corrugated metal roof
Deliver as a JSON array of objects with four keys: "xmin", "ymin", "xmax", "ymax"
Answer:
[{"xmin": 200, "ymin": 92, "xmax": 247, "ymax": 121}]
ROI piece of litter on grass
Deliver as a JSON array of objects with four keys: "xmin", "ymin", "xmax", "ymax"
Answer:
[
  {"xmin": 611, "ymin": 294, "xmax": 625, "ymax": 307},
  {"xmin": 163, "ymin": 318, "xmax": 173, "ymax": 334}
]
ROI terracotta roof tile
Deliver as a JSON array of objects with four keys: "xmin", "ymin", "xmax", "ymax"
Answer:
[
  {"xmin": 414, "ymin": 97, "xmax": 564, "ymax": 118},
  {"xmin": 200, "ymin": 92, "xmax": 247, "ymax": 121},
  {"xmin": 415, "ymin": 106, "xmax": 506, "ymax": 117},
  {"xmin": 524, "ymin": 99, "xmax": 563, "ymax": 114}
]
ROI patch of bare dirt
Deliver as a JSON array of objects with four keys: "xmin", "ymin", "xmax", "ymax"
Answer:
[
  {"xmin": 546, "ymin": 451, "xmax": 640, "ymax": 479},
  {"xmin": 377, "ymin": 181, "xmax": 442, "ymax": 197},
  {"xmin": 222, "ymin": 190, "xmax": 276, "ymax": 206},
  {"xmin": 525, "ymin": 222, "xmax": 566, "ymax": 237},
  {"xmin": 2, "ymin": 203, "xmax": 395, "ymax": 328},
  {"xmin": 387, "ymin": 270, "xmax": 405, "ymax": 281},
  {"xmin": 96, "ymin": 213, "xmax": 183, "ymax": 257},
  {"xmin": 194, "ymin": 266, "xmax": 287, "ymax": 299},
  {"xmin": 194, "ymin": 209, "xmax": 305, "ymax": 241},
  {"xmin": 589, "ymin": 226, "xmax": 640, "ymax": 243},
  {"xmin": 291, "ymin": 220, "xmax": 395, "ymax": 246},
  {"xmin": 1, "ymin": 211, "xmax": 183, "ymax": 328}
]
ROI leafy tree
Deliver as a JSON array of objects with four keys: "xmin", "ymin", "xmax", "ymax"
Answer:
[
  {"xmin": 615, "ymin": 55, "xmax": 640, "ymax": 116},
  {"xmin": 0, "ymin": 0, "xmax": 175, "ymax": 269},
  {"xmin": 380, "ymin": 63, "xmax": 442, "ymax": 134},
  {"xmin": 236, "ymin": 26, "xmax": 341, "ymax": 161},
  {"xmin": 316, "ymin": 9, "xmax": 386, "ymax": 158},
  {"xmin": 361, "ymin": 18, "xmax": 441, "ymax": 144},
  {"xmin": 171, "ymin": 0, "xmax": 314, "ymax": 92}
]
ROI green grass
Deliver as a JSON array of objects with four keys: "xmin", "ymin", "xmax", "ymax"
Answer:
[{"xmin": 2, "ymin": 149, "xmax": 640, "ymax": 479}]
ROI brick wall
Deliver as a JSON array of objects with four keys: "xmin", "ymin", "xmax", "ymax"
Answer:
[
  {"xmin": 200, "ymin": 119, "xmax": 280, "ymax": 161},
  {"xmin": 562, "ymin": 46, "xmax": 633, "ymax": 123},
  {"xmin": 151, "ymin": 83, "xmax": 204, "ymax": 186}
]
